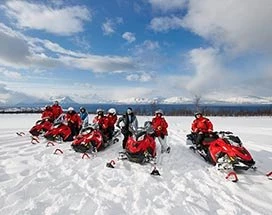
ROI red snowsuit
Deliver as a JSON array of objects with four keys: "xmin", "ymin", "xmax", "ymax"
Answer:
[
  {"xmin": 93, "ymin": 115, "xmax": 109, "ymax": 130},
  {"xmin": 191, "ymin": 116, "xmax": 213, "ymax": 133},
  {"xmin": 65, "ymin": 111, "xmax": 82, "ymax": 136},
  {"xmin": 106, "ymin": 114, "xmax": 117, "ymax": 140},
  {"xmin": 41, "ymin": 109, "xmax": 54, "ymax": 122},
  {"xmin": 51, "ymin": 104, "xmax": 63, "ymax": 120},
  {"xmin": 107, "ymin": 114, "xmax": 117, "ymax": 127},
  {"xmin": 152, "ymin": 116, "xmax": 168, "ymax": 137}
]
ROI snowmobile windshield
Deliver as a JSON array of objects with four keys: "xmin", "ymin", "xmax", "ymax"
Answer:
[
  {"xmin": 81, "ymin": 127, "xmax": 93, "ymax": 135},
  {"xmin": 225, "ymin": 135, "xmax": 242, "ymax": 147}
]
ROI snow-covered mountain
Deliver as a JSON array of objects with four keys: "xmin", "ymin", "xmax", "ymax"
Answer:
[
  {"xmin": 114, "ymin": 95, "xmax": 272, "ymax": 105},
  {"xmin": 1, "ymin": 92, "xmax": 272, "ymax": 107},
  {"xmin": 49, "ymin": 96, "xmax": 78, "ymax": 105},
  {"xmin": 214, "ymin": 95, "xmax": 272, "ymax": 105}
]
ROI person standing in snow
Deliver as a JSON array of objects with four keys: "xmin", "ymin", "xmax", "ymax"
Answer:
[
  {"xmin": 106, "ymin": 108, "xmax": 117, "ymax": 140},
  {"xmin": 117, "ymin": 107, "xmax": 138, "ymax": 149},
  {"xmin": 79, "ymin": 107, "xmax": 89, "ymax": 129},
  {"xmin": 151, "ymin": 109, "xmax": 171, "ymax": 153},
  {"xmin": 191, "ymin": 112, "xmax": 213, "ymax": 149},
  {"xmin": 51, "ymin": 101, "xmax": 63, "ymax": 121}
]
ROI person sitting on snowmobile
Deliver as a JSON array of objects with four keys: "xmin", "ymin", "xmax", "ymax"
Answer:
[
  {"xmin": 117, "ymin": 107, "xmax": 138, "ymax": 149},
  {"xmin": 106, "ymin": 108, "xmax": 117, "ymax": 140},
  {"xmin": 79, "ymin": 107, "xmax": 89, "ymax": 129},
  {"xmin": 65, "ymin": 107, "xmax": 82, "ymax": 138},
  {"xmin": 191, "ymin": 112, "xmax": 213, "ymax": 149},
  {"xmin": 41, "ymin": 105, "xmax": 54, "ymax": 122},
  {"xmin": 152, "ymin": 109, "xmax": 170, "ymax": 153},
  {"xmin": 51, "ymin": 101, "xmax": 63, "ymax": 121}
]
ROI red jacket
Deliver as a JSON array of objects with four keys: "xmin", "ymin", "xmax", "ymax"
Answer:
[
  {"xmin": 107, "ymin": 114, "xmax": 117, "ymax": 128},
  {"xmin": 51, "ymin": 104, "xmax": 63, "ymax": 120},
  {"xmin": 191, "ymin": 116, "xmax": 213, "ymax": 133},
  {"xmin": 93, "ymin": 115, "xmax": 109, "ymax": 130},
  {"xmin": 65, "ymin": 111, "xmax": 82, "ymax": 128},
  {"xmin": 41, "ymin": 109, "xmax": 54, "ymax": 121},
  {"xmin": 152, "ymin": 116, "xmax": 168, "ymax": 136}
]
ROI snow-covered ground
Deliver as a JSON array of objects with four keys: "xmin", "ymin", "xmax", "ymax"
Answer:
[{"xmin": 0, "ymin": 114, "xmax": 271, "ymax": 215}]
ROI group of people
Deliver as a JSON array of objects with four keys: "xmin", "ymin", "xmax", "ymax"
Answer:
[
  {"xmin": 40, "ymin": 101, "xmax": 214, "ymax": 153},
  {"xmin": 115, "ymin": 107, "xmax": 171, "ymax": 153},
  {"xmin": 40, "ymin": 102, "xmax": 172, "ymax": 154}
]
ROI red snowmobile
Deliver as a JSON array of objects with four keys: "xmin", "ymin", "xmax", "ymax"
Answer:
[
  {"xmin": 44, "ymin": 122, "xmax": 72, "ymax": 142},
  {"xmin": 29, "ymin": 119, "xmax": 53, "ymax": 137},
  {"xmin": 71, "ymin": 125, "xmax": 120, "ymax": 153},
  {"xmin": 107, "ymin": 121, "xmax": 160, "ymax": 176},
  {"xmin": 186, "ymin": 131, "xmax": 255, "ymax": 171},
  {"xmin": 119, "ymin": 121, "xmax": 157, "ymax": 164}
]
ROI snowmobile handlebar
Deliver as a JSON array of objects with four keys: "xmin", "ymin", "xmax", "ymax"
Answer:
[{"xmin": 218, "ymin": 131, "xmax": 233, "ymax": 135}]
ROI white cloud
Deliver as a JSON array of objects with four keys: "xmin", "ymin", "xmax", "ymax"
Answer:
[
  {"xmin": 135, "ymin": 40, "xmax": 160, "ymax": 54},
  {"xmin": 4, "ymin": 0, "xmax": 91, "ymax": 36},
  {"xmin": 59, "ymin": 55, "xmax": 135, "ymax": 73},
  {"xmin": 0, "ymin": 83, "xmax": 46, "ymax": 105},
  {"xmin": 126, "ymin": 71, "xmax": 154, "ymax": 82},
  {"xmin": 166, "ymin": 48, "xmax": 229, "ymax": 96},
  {"xmin": 181, "ymin": 0, "xmax": 272, "ymax": 54},
  {"xmin": 102, "ymin": 17, "xmax": 123, "ymax": 36},
  {"xmin": 149, "ymin": 16, "xmax": 182, "ymax": 32},
  {"xmin": 0, "ymin": 67, "xmax": 22, "ymax": 80},
  {"xmin": 0, "ymin": 23, "xmax": 135, "ymax": 74},
  {"xmin": 148, "ymin": 0, "xmax": 187, "ymax": 12},
  {"xmin": 122, "ymin": 32, "xmax": 136, "ymax": 43}
]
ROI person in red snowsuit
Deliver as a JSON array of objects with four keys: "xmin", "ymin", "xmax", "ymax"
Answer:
[
  {"xmin": 41, "ymin": 105, "xmax": 54, "ymax": 122},
  {"xmin": 93, "ymin": 109, "xmax": 109, "ymax": 141},
  {"xmin": 65, "ymin": 107, "xmax": 82, "ymax": 138},
  {"xmin": 106, "ymin": 108, "xmax": 117, "ymax": 140},
  {"xmin": 151, "ymin": 109, "xmax": 170, "ymax": 153},
  {"xmin": 191, "ymin": 112, "xmax": 213, "ymax": 149},
  {"xmin": 51, "ymin": 101, "xmax": 63, "ymax": 121}
]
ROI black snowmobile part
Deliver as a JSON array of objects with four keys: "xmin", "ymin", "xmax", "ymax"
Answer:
[
  {"xmin": 106, "ymin": 160, "xmax": 116, "ymax": 168},
  {"xmin": 189, "ymin": 146, "xmax": 210, "ymax": 162},
  {"xmin": 16, "ymin": 132, "xmax": 26, "ymax": 136},
  {"xmin": 71, "ymin": 144, "xmax": 90, "ymax": 153},
  {"xmin": 151, "ymin": 167, "xmax": 160, "ymax": 176}
]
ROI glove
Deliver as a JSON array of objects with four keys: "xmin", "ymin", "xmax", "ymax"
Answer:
[{"xmin": 119, "ymin": 121, "xmax": 125, "ymax": 128}]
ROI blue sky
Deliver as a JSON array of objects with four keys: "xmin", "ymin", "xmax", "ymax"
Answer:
[{"xmin": 0, "ymin": 0, "xmax": 272, "ymax": 104}]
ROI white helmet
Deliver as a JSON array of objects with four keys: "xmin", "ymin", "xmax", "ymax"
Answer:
[
  {"xmin": 96, "ymin": 108, "xmax": 104, "ymax": 115},
  {"xmin": 68, "ymin": 107, "xmax": 74, "ymax": 112},
  {"xmin": 155, "ymin": 109, "xmax": 164, "ymax": 115},
  {"xmin": 108, "ymin": 108, "xmax": 116, "ymax": 115}
]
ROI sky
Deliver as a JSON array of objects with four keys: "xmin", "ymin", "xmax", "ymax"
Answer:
[{"xmin": 0, "ymin": 0, "xmax": 272, "ymax": 104}]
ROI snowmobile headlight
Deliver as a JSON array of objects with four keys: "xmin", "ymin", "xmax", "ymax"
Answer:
[{"xmin": 137, "ymin": 135, "xmax": 144, "ymax": 141}]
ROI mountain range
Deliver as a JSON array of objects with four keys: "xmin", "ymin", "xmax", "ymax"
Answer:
[{"xmin": 0, "ymin": 94, "xmax": 272, "ymax": 108}]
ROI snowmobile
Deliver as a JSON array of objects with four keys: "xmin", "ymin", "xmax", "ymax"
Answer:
[
  {"xmin": 186, "ymin": 131, "xmax": 256, "ymax": 171},
  {"xmin": 71, "ymin": 124, "xmax": 120, "ymax": 153},
  {"xmin": 106, "ymin": 121, "xmax": 160, "ymax": 176},
  {"xmin": 44, "ymin": 121, "xmax": 72, "ymax": 142},
  {"xmin": 29, "ymin": 119, "xmax": 53, "ymax": 137},
  {"xmin": 119, "ymin": 121, "xmax": 157, "ymax": 164}
]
